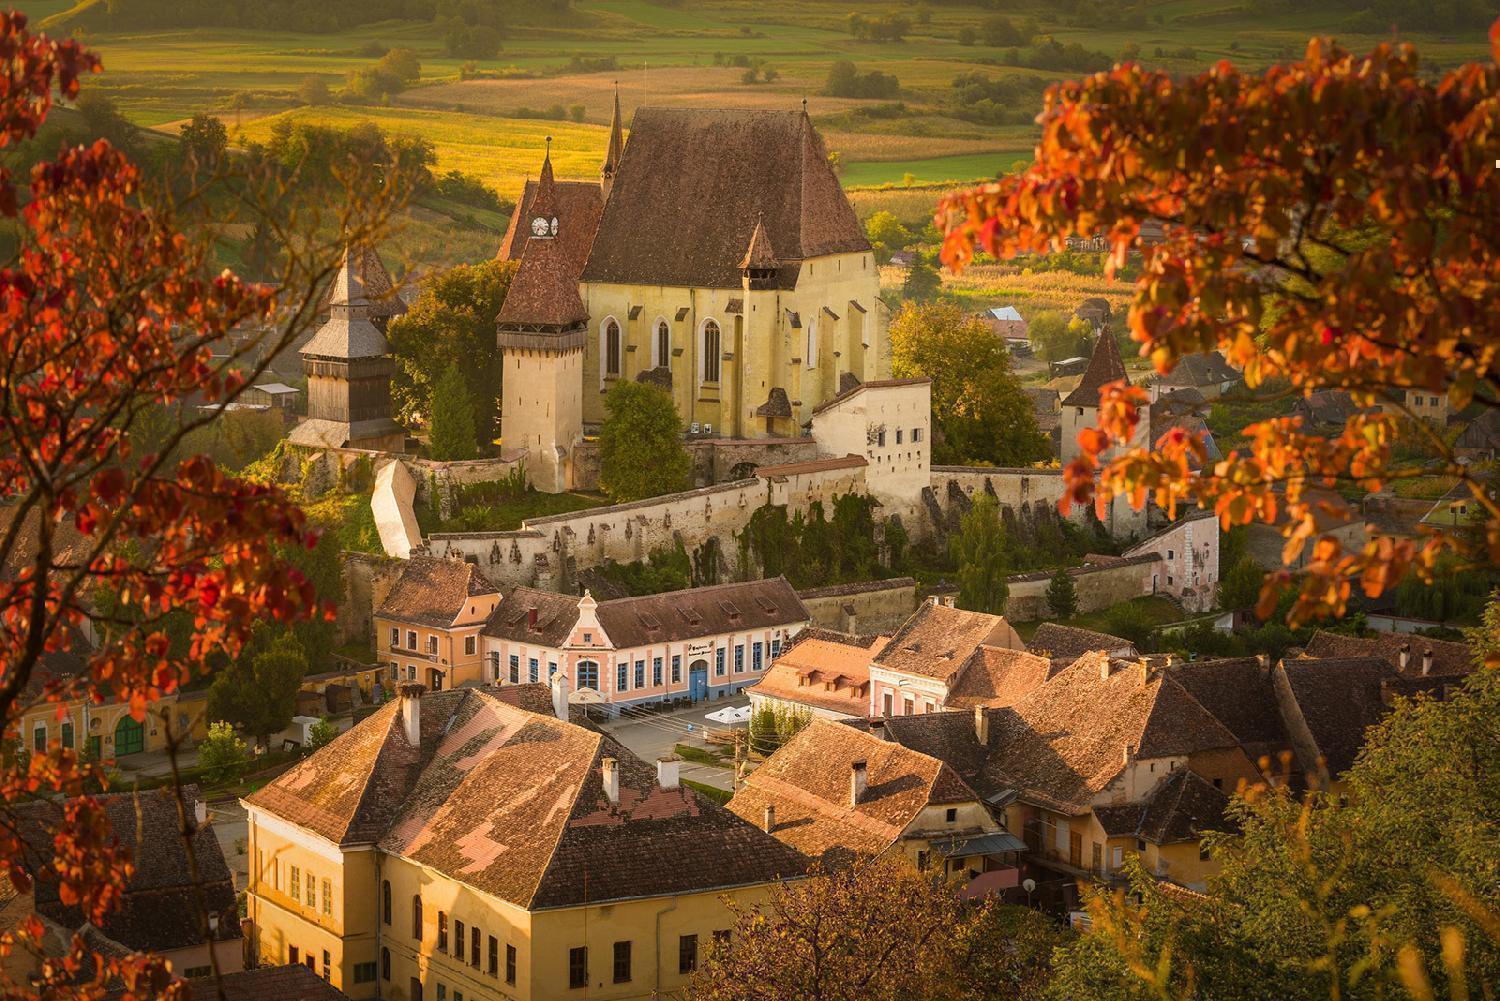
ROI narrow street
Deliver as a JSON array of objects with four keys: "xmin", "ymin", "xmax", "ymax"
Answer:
[{"xmin": 596, "ymin": 697, "xmax": 750, "ymax": 793}]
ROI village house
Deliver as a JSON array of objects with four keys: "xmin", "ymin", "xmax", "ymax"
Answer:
[
  {"xmin": 1455, "ymin": 408, "xmax": 1500, "ymax": 461},
  {"xmin": 1025, "ymin": 623, "xmax": 1138, "ymax": 665},
  {"xmin": 728, "ymin": 719, "xmax": 1026, "ymax": 894},
  {"xmin": 10, "ymin": 787, "xmax": 242, "ymax": 982},
  {"xmin": 243, "ymin": 683, "xmax": 806, "ymax": 1001},
  {"xmin": 497, "ymin": 98, "xmax": 890, "ymax": 492},
  {"xmin": 867, "ymin": 599, "xmax": 1027, "ymax": 718},
  {"xmin": 481, "ymin": 578, "xmax": 809, "ymax": 710},
  {"xmin": 745, "ymin": 629, "xmax": 888, "ymax": 720},
  {"xmin": 191, "ymin": 963, "xmax": 354, "ymax": 1001},
  {"xmin": 806, "ymin": 376, "xmax": 931, "ymax": 509},
  {"xmin": 1147, "ymin": 351, "xmax": 1240, "ymax": 402},
  {"xmin": 375, "ymin": 556, "xmax": 502, "ymax": 693},
  {"xmin": 884, "ymin": 652, "xmax": 1266, "ymax": 895}
]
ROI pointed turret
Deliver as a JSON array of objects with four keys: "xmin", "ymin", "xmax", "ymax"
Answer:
[
  {"xmin": 327, "ymin": 246, "xmax": 369, "ymax": 313},
  {"xmin": 1060, "ymin": 329, "xmax": 1130, "ymax": 409},
  {"xmin": 530, "ymin": 139, "xmax": 560, "ymax": 239},
  {"xmin": 301, "ymin": 247, "xmax": 386, "ymax": 360},
  {"xmin": 740, "ymin": 212, "xmax": 779, "ymax": 290},
  {"xmin": 601, "ymin": 83, "xmax": 624, "ymax": 201}
]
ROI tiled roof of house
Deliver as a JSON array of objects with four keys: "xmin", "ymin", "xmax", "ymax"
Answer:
[
  {"xmin": 1024, "ymin": 387, "xmax": 1060, "ymax": 433},
  {"xmin": 1276, "ymin": 657, "xmax": 1398, "ymax": 776},
  {"xmin": 1303, "ymin": 630, "xmax": 1472, "ymax": 679},
  {"xmin": 944, "ymin": 645, "xmax": 1057, "ymax": 710},
  {"xmin": 1164, "ymin": 657, "xmax": 1287, "ymax": 761},
  {"xmin": 1093, "ymin": 769, "xmax": 1232, "ymax": 845},
  {"xmin": 872, "ymin": 602, "xmax": 1023, "ymax": 682},
  {"xmin": 483, "ymin": 586, "xmax": 583, "ymax": 646},
  {"xmin": 1027, "ymin": 623, "xmax": 1137, "ymax": 663},
  {"xmin": 755, "ymin": 454, "xmax": 866, "ymax": 478},
  {"xmin": 190, "ymin": 964, "xmax": 352, "ymax": 1001},
  {"xmin": 256, "ymin": 688, "xmax": 806, "ymax": 909},
  {"xmin": 582, "ymin": 109, "xmax": 868, "ymax": 290},
  {"xmin": 886, "ymin": 653, "xmax": 1242, "ymax": 814},
  {"xmin": 594, "ymin": 577, "xmax": 808, "ymax": 649},
  {"xmin": 375, "ymin": 556, "xmax": 498, "ymax": 628},
  {"xmin": 744, "ymin": 634, "xmax": 887, "ymax": 717},
  {"xmin": 1456, "ymin": 408, "xmax": 1500, "ymax": 451},
  {"xmin": 314, "ymin": 245, "xmax": 406, "ymax": 322},
  {"xmin": 727, "ymin": 719, "xmax": 976, "ymax": 860},
  {"xmin": 1157, "ymin": 351, "xmax": 1238, "ymax": 389},
  {"xmin": 795, "ymin": 577, "xmax": 915, "ymax": 600},
  {"xmin": 16, "ymin": 787, "xmax": 239, "ymax": 954},
  {"xmin": 1060, "ymin": 332, "xmax": 1129, "ymax": 408}
]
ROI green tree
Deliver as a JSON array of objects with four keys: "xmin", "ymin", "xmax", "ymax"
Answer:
[
  {"xmin": 952, "ymin": 494, "xmax": 1009, "ymax": 615},
  {"xmin": 387, "ymin": 259, "xmax": 514, "ymax": 434},
  {"xmin": 198, "ymin": 721, "xmax": 249, "ymax": 787},
  {"xmin": 891, "ymin": 301, "xmax": 1050, "ymax": 467},
  {"xmin": 298, "ymin": 75, "xmax": 331, "ymax": 105},
  {"xmin": 1218, "ymin": 555, "xmax": 1265, "ymax": 611},
  {"xmin": 428, "ymin": 362, "xmax": 479, "ymax": 461},
  {"xmin": 598, "ymin": 381, "xmax": 691, "ymax": 503},
  {"xmin": 306, "ymin": 716, "xmax": 339, "ymax": 751},
  {"xmin": 1046, "ymin": 567, "xmax": 1078, "ymax": 618},
  {"xmin": 865, "ymin": 209, "xmax": 914, "ymax": 265},
  {"xmin": 377, "ymin": 47, "xmax": 421, "ymax": 85},
  {"xmin": 1103, "ymin": 601, "xmax": 1155, "ymax": 650},
  {"xmin": 902, "ymin": 254, "xmax": 942, "ymax": 301},
  {"xmin": 208, "ymin": 632, "xmax": 308, "ymax": 749},
  {"xmin": 1029, "ymin": 309, "xmax": 1089, "ymax": 363},
  {"xmin": 178, "ymin": 112, "xmax": 227, "ymax": 166}
]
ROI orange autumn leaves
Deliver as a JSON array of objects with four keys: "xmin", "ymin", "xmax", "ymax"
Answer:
[{"xmin": 940, "ymin": 22, "xmax": 1500, "ymax": 625}]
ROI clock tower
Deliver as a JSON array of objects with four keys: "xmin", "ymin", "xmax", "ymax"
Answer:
[{"xmin": 529, "ymin": 138, "xmax": 560, "ymax": 240}]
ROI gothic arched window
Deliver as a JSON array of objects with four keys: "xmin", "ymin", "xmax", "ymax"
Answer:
[
  {"xmin": 702, "ymin": 319, "xmax": 721, "ymax": 383},
  {"xmin": 655, "ymin": 320, "xmax": 671, "ymax": 369},
  {"xmin": 603, "ymin": 318, "xmax": 621, "ymax": 377}
]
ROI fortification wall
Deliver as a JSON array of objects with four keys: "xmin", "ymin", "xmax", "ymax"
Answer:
[
  {"xmin": 568, "ymin": 437, "xmax": 822, "ymax": 492},
  {"xmin": 797, "ymin": 577, "xmax": 918, "ymax": 635},
  {"xmin": 1002, "ymin": 557, "xmax": 1159, "ymax": 622},
  {"xmin": 340, "ymin": 551, "xmax": 406, "ymax": 646},
  {"xmin": 925, "ymin": 466, "xmax": 1148, "ymax": 540}
]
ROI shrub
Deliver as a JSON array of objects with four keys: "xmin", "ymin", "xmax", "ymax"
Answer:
[{"xmin": 199, "ymin": 721, "xmax": 249, "ymax": 787}]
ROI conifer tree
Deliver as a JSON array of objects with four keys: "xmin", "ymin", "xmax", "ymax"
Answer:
[
  {"xmin": 1046, "ymin": 567, "xmax": 1078, "ymax": 618},
  {"xmin": 952, "ymin": 494, "xmax": 1009, "ymax": 615},
  {"xmin": 428, "ymin": 361, "xmax": 479, "ymax": 461}
]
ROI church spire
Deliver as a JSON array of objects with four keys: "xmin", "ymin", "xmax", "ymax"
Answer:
[
  {"xmin": 740, "ymin": 212, "xmax": 778, "ymax": 290},
  {"xmin": 602, "ymin": 83, "xmax": 624, "ymax": 201},
  {"xmin": 530, "ymin": 138, "xmax": 559, "ymax": 240},
  {"xmin": 328, "ymin": 245, "xmax": 369, "ymax": 317}
]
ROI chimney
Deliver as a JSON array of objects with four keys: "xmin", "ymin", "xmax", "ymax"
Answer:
[
  {"xmin": 1255, "ymin": 652, "xmax": 1270, "ymax": 670},
  {"xmin": 763, "ymin": 804, "xmax": 776, "ymax": 834},
  {"xmin": 551, "ymin": 670, "xmax": 570, "ymax": 721},
  {"xmin": 602, "ymin": 756, "xmax": 619, "ymax": 805},
  {"xmin": 399, "ymin": 683, "xmax": 425, "ymax": 747},
  {"xmin": 656, "ymin": 755, "xmax": 680, "ymax": 790},
  {"xmin": 849, "ymin": 760, "xmax": 868, "ymax": 806},
  {"xmin": 1422, "ymin": 648, "xmax": 1433, "ymax": 677},
  {"xmin": 1399, "ymin": 642, "xmax": 1411, "ymax": 671},
  {"xmin": 1122, "ymin": 742, "xmax": 1136, "ymax": 767},
  {"xmin": 973, "ymin": 705, "xmax": 989, "ymax": 746},
  {"xmin": 527, "ymin": 606, "xmax": 539, "ymax": 630},
  {"xmin": 868, "ymin": 718, "xmax": 886, "ymax": 741},
  {"xmin": 194, "ymin": 798, "xmax": 207, "ymax": 828},
  {"xmin": 1099, "ymin": 657, "xmax": 1112, "ymax": 681}
]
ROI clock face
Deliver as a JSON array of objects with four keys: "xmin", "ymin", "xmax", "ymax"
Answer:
[
  {"xmin": 549, "ymin": 217, "xmax": 559, "ymax": 236},
  {"xmin": 531, "ymin": 217, "xmax": 549, "ymax": 237}
]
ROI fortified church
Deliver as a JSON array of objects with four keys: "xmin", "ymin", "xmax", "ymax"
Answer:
[{"xmin": 495, "ymin": 93, "xmax": 892, "ymax": 492}]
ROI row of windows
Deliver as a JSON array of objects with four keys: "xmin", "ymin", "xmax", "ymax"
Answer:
[
  {"xmin": 566, "ymin": 930, "xmax": 730, "ymax": 990},
  {"xmin": 284, "ymin": 863, "xmax": 333, "ymax": 917},
  {"xmin": 874, "ymin": 426, "xmax": 923, "ymax": 448},
  {"xmin": 392, "ymin": 884, "xmax": 518, "ymax": 986},
  {"xmin": 601, "ymin": 318, "xmax": 719, "ymax": 383},
  {"xmin": 486, "ymin": 639, "xmax": 782, "ymax": 694},
  {"xmin": 284, "ymin": 946, "xmax": 335, "ymax": 982}
]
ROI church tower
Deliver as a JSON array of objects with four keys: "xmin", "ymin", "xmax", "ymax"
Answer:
[
  {"xmin": 290, "ymin": 247, "xmax": 404, "ymax": 452},
  {"xmin": 743, "ymin": 215, "xmax": 792, "ymax": 437},
  {"xmin": 498, "ymin": 143, "xmax": 587, "ymax": 493}
]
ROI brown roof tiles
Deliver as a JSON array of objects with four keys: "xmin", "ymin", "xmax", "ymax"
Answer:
[
  {"xmin": 594, "ymin": 577, "xmax": 808, "ymax": 648},
  {"xmin": 873, "ymin": 602, "xmax": 1024, "ymax": 682},
  {"xmin": 1027, "ymin": 623, "xmax": 1138, "ymax": 663},
  {"xmin": 944, "ymin": 645, "xmax": 1056, "ymax": 710},
  {"xmin": 1303, "ymin": 630, "xmax": 1473, "ymax": 679},
  {"xmin": 376, "ymin": 556, "xmax": 499, "ymax": 628},
  {"xmin": 189, "ymin": 965, "xmax": 352, "ymax": 1001},
  {"xmin": 1060, "ymin": 332, "xmax": 1129, "ymax": 408},
  {"xmin": 1093, "ymin": 768, "xmax": 1233, "ymax": 844}
]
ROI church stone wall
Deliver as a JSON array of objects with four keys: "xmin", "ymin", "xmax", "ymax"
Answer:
[
  {"xmin": 1002, "ymin": 558, "xmax": 1159, "ymax": 622},
  {"xmin": 567, "ymin": 437, "xmax": 822, "ymax": 493},
  {"xmin": 926, "ymin": 466, "xmax": 1148, "ymax": 541},
  {"xmin": 797, "ymin": 578, "xmax": 918, "ymax": 635}
]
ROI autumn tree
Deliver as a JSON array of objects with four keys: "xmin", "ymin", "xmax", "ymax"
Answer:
[
  {"xmin": 891, "ymin": 301, "xmax": 1050, "ymax": 467},
  {"xmin": 939, "ymin": 25, "xmax": 1500, "ymax": 627},
  {"xmin": 693, "ymin": 855, "xmax": 1059, "ymax": 1001},
  {"xmin": 178, "ymin": 112, "xmax": 227, "ymax": 167},
  {"xmin": 386, "ymin": 258, "xmax": 515, "ymax": 435},
  {"xmin": 0, "ymin": 13, "xmax": 399, "ymax": 997},
  {"xmin": 952, "ymin": 493, "xmax": 1010, "ymax": 614},
  {"xmin": 598, "ymin": 380, "xmax": 692, "ymax": 503}
]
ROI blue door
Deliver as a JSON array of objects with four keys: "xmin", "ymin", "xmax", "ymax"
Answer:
[{"xmin": 689, "ymin": 660, "xmax": 709, "ymax": 701}]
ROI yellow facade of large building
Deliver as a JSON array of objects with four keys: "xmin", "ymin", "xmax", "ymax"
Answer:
[{"xmin": 243, "ymin": 684, "xmax": 805, "ymax": 1001}]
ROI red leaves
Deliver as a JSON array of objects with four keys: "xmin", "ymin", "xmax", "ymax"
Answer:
[{"xmin": 1491, "ymin": 15, "xmax": 1499, "ymax": 64}]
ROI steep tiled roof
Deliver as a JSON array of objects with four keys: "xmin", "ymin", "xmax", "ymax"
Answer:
[
  {"xmin": 190, "ymin": 965, "xmax": 352, "ymax": 1001},
  {"xmin": 1456, "ymin": 408, "xmax": 1500, "ymax": 451},
  {"xmin": 1060, "ymin": 332, "xmax": 1129, "ymax": 408},
  {"xmin": 1093, "ymin": 769, "xmax": 1232, "ymax": 845},
  {"xmin": 873, "ymin": 602, "xmax": 1023, "ymax": 683},
  {"xmin": 1164, "ymin": 657, "xmax": 1287, "ymax": 761},
  {"xmin": 496, "ymin": 177, "xmax": 605, "ymax": 268},
  {"xmin": 1276, "ymin": 657, "xmax": 1398, "ymax": 776},
  {"xmin": 582, "ymin": 109, "xmax": 869, "ymax": 289},
  {"xmin": 944, "ymin": 645, "xmax": 1056, "ymax": 710},
  {"xmin": 257, "ymin": 688, "xmax": 806, "ymax": 909},
  {"xmin": 887, "ymin": 653, "xmax": 1241, "ymax": 814},
  {"xmin": 594, "ymin": 577, "xmax": 808, "ymax": 648},
  {"xmin": 1303, "ymin": 630, "xmax": 1472, "ymax": 679},
  {"xmin": 740, "ymin": 215, "xmax": 779, "ymax": 269},
  {"xmin": 302, "ymin": 248, "xmax": 391, "ymax": 360},
  {"xmin": 376, "ymin": 556, "xmax": 498, "ymax": 628},
  {"xmin": 314, "ymin": 245, "xmax": 406, "ymax": 323},
  {"xmin": 16, "ymin": 787, "xmax": 239, "ymax": 954},
  {"xmin": 728, "ymin": 719, "xmax": 977, "ymax": 860},
  {"xmin": 1027, "ymin": 623, "xmax": 1137, "ymax": 663}
]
